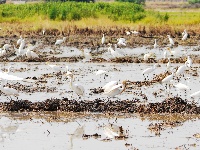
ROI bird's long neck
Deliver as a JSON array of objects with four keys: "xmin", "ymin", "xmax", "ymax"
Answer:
[
  {"xmin": 69, "ymin": 77, "xmax": 74, "ymax": 88},
  {"xmin": 7, "ymin": 66, "xmax": 11, "ymax": 74}
]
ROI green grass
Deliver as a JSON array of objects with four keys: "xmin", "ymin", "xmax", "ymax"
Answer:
[
  {"xmin": 0, "ymin": 2, "xmax": 200, "ymax": 34},
  {"xmin": 0, "ymin": 2, "xmax": 145, "ymax": 22}
]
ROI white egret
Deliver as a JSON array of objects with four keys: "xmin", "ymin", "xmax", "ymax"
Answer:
[
  {"xmin": 104, "ymin": 80, "xmax": 127, "ymax": 97},
  {"xmin": 176, "ymin": 62, "xmax": 187, "ymax": 76},
  {"xmin": 162, "ymin": 72, "xmax": 174, "ymax": 83},
  {"xmin": 46, "ymin": 62, "xmax": 64, "ymax": 72},
  {"xmin": 81, "ymin": 48, "xmax": 92, "ymax": 62},
  {"xmin": 144, "ymin": 52, "xmax": 155, "ymax": 61},
  {"xmin": 42, "ymin": 28, "xmax": 46, "ymax": 35},
  {"xmin": 0, "ymin": 48, "xmax": 6, "ymax": 57},
  {"xmin": 174, "ymin": 83, "xmax": 189, "ymax": 91},
  {"xmin": 167, "ymin": 58, "xmax": 171, "ymax": 70},
  {"xmin": 26, "ymin": 49, "xmax": 39, "ymax": 59},
  {"xmin": 55, "ymin": 37, "xmax": 66, "ymax": 45},
  {"xmin": 0, "ymin": 70, "xmax": 23, "ymax": 81},
  {"xmin": 101, "ymin": 34, "xmax": 105, "ymax": 45},
  {"xmin": 108, "ymin": 43, "xmax": 122, "ymax": 58},
  {"xmin": 142, "ymin": 64, "xmax": 157, "ymax": 75},
  {"xmin": 182, "ymin": 29, "xmax": 188, "ymax": 41},
  {"xmin": 70, "ymin": 125, "xmax": 85, "ymax": 148},
  {"xmin": 126, "ymin": 31, "xmax": 131, "ymax": 35},
  {"xmin": 16, "ymin": 39, "xmax": 26, "ymax": 56},
  {"xmin": 161, "ymin": 72, "xmax": 174, "ymax": 92},
  {"xmin": 190, "ymin": 90, "xmax": 200, "ymax": 98},
  {"xmin": 154, "ymin": 39, "xmax": 157, "ymax": 49},
  {"xmin": 167, "ymin": 35, "xmax": 174, "ymax": 46},
  {"xmin": 95, "ymin": 70, "xmax": 107, "ymax": 75},
  {"xmin": 0, "ymin": 80, "xmax": 19, "ymax": 100},
  {"xmin": 103, "ymin": 124, "xmax": 121, "ymax": 138},
  {"xmin": 163, "ymin": 49, "xmax": 168, "ymax": 59},
  {"xmin": 131, "ymin": 30, "xmax": 139, "ymax": 35},
  {"xmin": 102, "ymin": 81, "xmax": 118, "ymax": 93},
  {"xmin": 17, "ymin": 35, "xmax": 23, "ymax": 45},
  {"xmin": 3, "ymin": 44, "xmax": 11, "ymax": 50},
  {"xmin": 67, "ymin": 74, "xmax": 85, "ymax": 98},
  {"xmin": 117, "ymin": 38, "xmax": 126, "ymax": 46},
  {"xmin": 186, "ymin": 56, "xmax": 192, "ymax": 68},
  {"xmin": 66, "ymin": 66, "xmax": 72, "ymax": 76}
]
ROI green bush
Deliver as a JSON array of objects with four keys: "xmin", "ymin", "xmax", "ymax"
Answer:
[
  {"xmin": 49, "ymin": 6, "xmax": 57, "ymax": 20},
  {"xmin": 0, "ymin": 2, "xmax": 146, "ymax": 22},
  {"xmin": 115, "ymin": 0, "xmax": 145, "ymax": 5},
  {"xmin": 188, "ymin": 0, "xmax": 200, "ymax": 4}
]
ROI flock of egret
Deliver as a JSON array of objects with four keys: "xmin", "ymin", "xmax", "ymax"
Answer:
[{"xmin": 0, "ymin": 28, "xmax": 200, "ymax": 103}]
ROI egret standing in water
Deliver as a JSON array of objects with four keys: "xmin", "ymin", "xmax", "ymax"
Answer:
[
  {"xmin": 66, "ymin": 73, "xmax": 85, "ymax": 99},
  {"xmin": 154, "ymin": 39, "xmax": 158, "ymax": 49},
  {"xmin": 101, "ymin": 34, "xmax": 105, "ymax": 46},
  {"xmin": 0, "ymin": 79, "xmax": 19, "ymax": 100},
  {"xmin": 167, "ymin": 58, "xmax": 171, "ymax": 70},
  {"xmin": 55, "ymin": 37, "xmax": 66, "ymax": 45},
  {"xmin": 161, "ymin": 72, "xmax": 174, "ymax": 93},
  {"xmin": 186, "ymin": 56, "xmax": 192, "ymax": 68},
  {"xmin": 167, "ymin": 35, "xmax": 174, "ymax": 47},
  {"xmin": 142, "ymin": 64, "xmax": 157, "ymax": 80},
  {"xmin": 102, "ymin": 81, "xmax": 118, "ymax": 93},
  {"xmin": 182, "ymin": 29, "xmax": 188, "ymax": 41},
  {"xmin": 104, "ymin": 80, "xmax": 127, "ymax": 98}
]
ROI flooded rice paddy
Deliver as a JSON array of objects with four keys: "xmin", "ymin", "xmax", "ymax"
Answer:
[{"xmin": 0, "ymin": 44, "xmax": 200, "ymax": 149}]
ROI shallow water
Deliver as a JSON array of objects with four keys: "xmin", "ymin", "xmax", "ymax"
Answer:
[
  {"xmin": 0, "ymin": 61, "xmax": 199, "ymax": 104},
  {"xmin": 0, "ymin": 113, "xmax": 200, "ymax": 150},
  {"xmin": 0, "ymin": 45, "xmax": 200, "ymax": 149}
]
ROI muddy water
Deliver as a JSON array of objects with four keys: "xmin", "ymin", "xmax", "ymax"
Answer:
[
  {"xmin": 0, "ymin": 45, "xmax": 200, "ymax": 149},
  {"xmin": 0, "ymin": 61, "xmax": 199, "ymax": 104},
  {"xmin": 0, "ymin": 113, "xmax": 200, "ymax": 150}
]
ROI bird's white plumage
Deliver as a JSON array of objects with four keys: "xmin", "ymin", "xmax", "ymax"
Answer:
[
  {"xmin": 182, "ymin": 29, "xmax": 188, "ymax": 41},
  {"xmin": 3, "ymin": 44, "xmax": 11, "ymax": 50},
  {"xmin": 68, "ymin": 74, "xmax": 85, "ymax": 97},
  {"xmin": 104, "ymin": 124, "xmax": 120, "ymax": 138},
  {"xmin": 101, "ymin": 34, "xmax": 105, "ymax": 45},
  {"xmin": 174, "ymin": 83, "xmax": 189, "ymax": 90},
  {"xmin": 167, "ymin": 58, "xmax": 171, "ymax": 70},
  {"xmin": 154, "ymin": 39, "xmax": 157, "ymax": 49},
  {"xmin": 190, "ymin": 90, "xmax": 200, "ymax": 98},
  {"xmin": 0, "ymin": 80, "xmax": 19, "ymax": 97},
  {"xmin": 104, "ymin": 81, "xmax": 126, "ymax": 97},
  {"xmin": 186, "ymin": 56, "xmax": 192, "ymax": 68},
  {"xmin": 144, "ymin": 53, "xmax": 155, "ymax": 61},
  {"xmin": 162, "ymin": 73, "xmax": 174, "ymax": 83},
  {"xmin": 117, "ymin": 38, "xmax": 126, "ymax": 46},
  {"xmin": 142, "ymin": 64, "xmax": 157, "ymax": 74},
  {"xmin": 176, "ymin": 62, "xmax": 187, "ymax": 76},
  {"xmin": 102, "ymin": 81, "xmax": 118, "ymax": 93},
  {"xmin": 26, "ymin": 49, "xmax": 39, "ymax": 59},
  {"xmin": 17, "ymin": 35, "xmax": 23, "ymax": 45},
  {"xmin": 167, "ymin": 35, "xmax": 174, "ymax": 46},
  {"xmin": 55, "ymin": 37, "xmax": 66, "ymax": 45},
  {"xmin": 95, "ymin": 70, "xmax": 107, "ymax": 75}
]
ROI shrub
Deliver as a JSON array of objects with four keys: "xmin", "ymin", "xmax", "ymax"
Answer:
[
  {"xmin": 188, "ymin": 0, "xmax": 200, "ymax": 4},
  {"xmin": 49, "ymin": 6, "xmax": 57, "ymax": 20}
]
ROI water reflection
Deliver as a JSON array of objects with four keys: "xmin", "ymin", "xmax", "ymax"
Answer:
[{"xmin": 0, "ymin": 112, "xmax": 199, "ymax": 150}]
